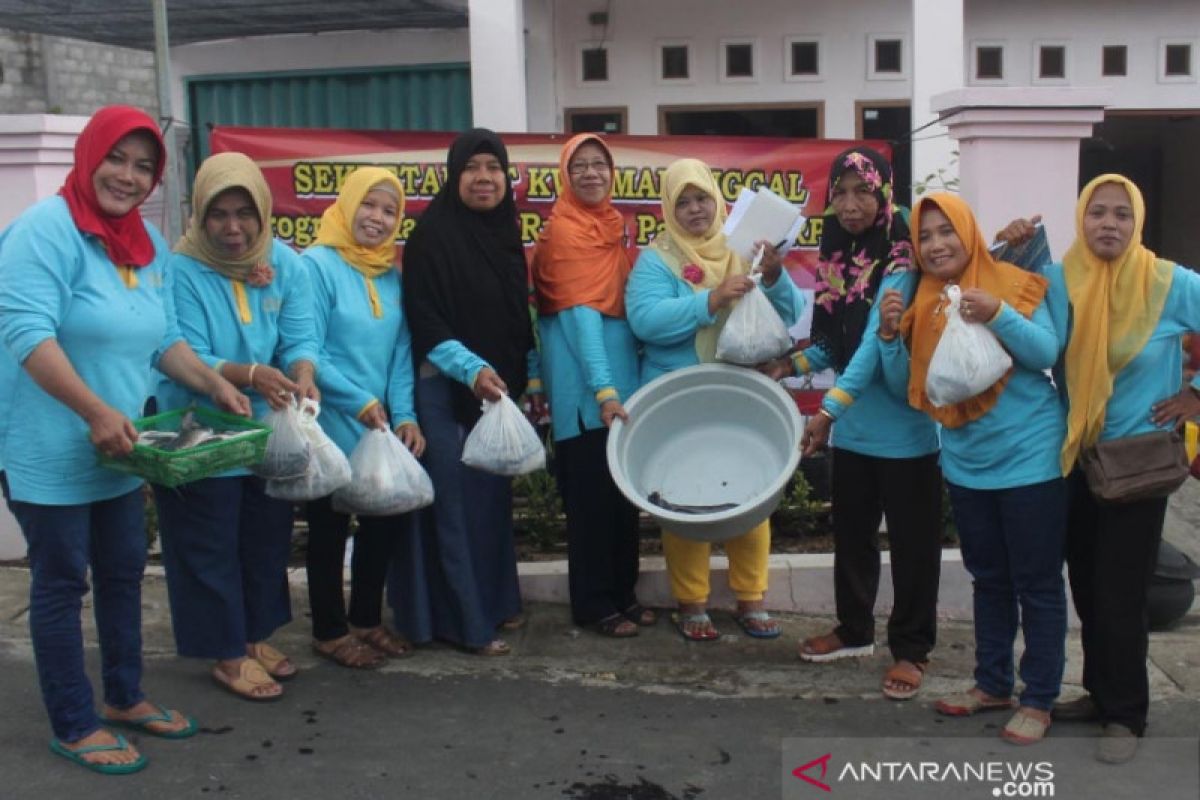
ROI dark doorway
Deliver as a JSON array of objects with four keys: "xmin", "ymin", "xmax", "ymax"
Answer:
[
  {"xmin": 1081, "ymin": 112, "xmax": 1200, "ymax": 267},
  {"xmin": 659, "ymin": 105, "xmax": 821, "ymax": 138},
  {"xmin": 859, "ymin": 103, "xmax": 912, "ymax": 208}
]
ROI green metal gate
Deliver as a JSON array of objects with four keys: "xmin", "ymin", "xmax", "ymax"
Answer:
[{"xmin": 185, "ymin": 62, "xmax": 472, "ymax": 173}]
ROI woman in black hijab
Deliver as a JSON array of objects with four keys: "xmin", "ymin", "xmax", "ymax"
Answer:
[{"xmin": 391, "ymin": 129, "xmax": 537, "ymax": 656}]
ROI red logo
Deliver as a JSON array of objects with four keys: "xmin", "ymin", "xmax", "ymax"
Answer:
[{"xmin": 792, "ymin": 753, "xmax": 833, "ymax": 793}]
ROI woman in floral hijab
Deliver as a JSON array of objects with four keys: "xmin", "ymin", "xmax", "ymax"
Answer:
[{"xmin": 760, "ymin": 147, "xmax": 941, "ymax": 701}]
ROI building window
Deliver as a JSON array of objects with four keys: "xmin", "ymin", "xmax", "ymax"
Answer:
[
  {"xmin": 1039, "ymin": 45, "xmax": 1066, "ymax": 79},
  {"xmin": 791, "ymin": 41, "xmax": 818, "ymax": 76},
  {"xmin": 1165, "ymin": 43, "xmax": 1192, "ymax": 76},
  {"xmin": 1102, "ymin": 45, "xmax": 1127, "ymax": 77},
  {"xmin": 874, "ymin": 39, "xmax": 902, "ymax": 73},
  {"xmin": 661, "ymin": 45, "xmax": 689, "ymax": 80},
  {"xmin": 725, "ymin": 43, "xmax": 754, "ymax": 78},
  {"xmin": 867, "ymin": 34, "xmax": 907, "ymax": 80},
  {"xmin": 975, "ymin": 46, "xmax": 1003, "ymax": 80},
  {"xmin": 581, "ymin": 47, "xmax": 608, "ymax": 83},
  {"xmin": 719, "ymin": 38, "xmax": 758, "ymax": 83}
]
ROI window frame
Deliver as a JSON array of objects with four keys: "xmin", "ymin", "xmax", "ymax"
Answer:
[
  {"xmin": 783, "ymin": 35, "xmax": 823, "ymax": 83},
  {"xmin": 719, "ymin": 36, "xmax": 760, "ymax": 84},
  {"xmin": 866, "ymin": 33, "xmax": 908, "ymax": 81}
]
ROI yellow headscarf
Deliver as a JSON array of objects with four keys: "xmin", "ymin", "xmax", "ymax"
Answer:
[
  {"xmin": 652, "ymin": 158, "xmax": 747, "ymax": 361},
  {"xmin": 1060, "ymin": 174, "xmax": 1175, "ymax": 474},
  {"xmin": 175, "ymin": 152, "xmax": 274, "ymax": 324},
  {"xmin": 313, "ymin": 166, "xmax": 405, "ymax": 318}
]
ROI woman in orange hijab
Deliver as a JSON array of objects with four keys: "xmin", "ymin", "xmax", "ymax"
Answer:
[
  {"xmin": 877, "ymin": 193, "xmax": 1069, "ymax": 746},
  {"xmin": 530, "ymin": 134, "xmax": 651, "ymax": 638}
]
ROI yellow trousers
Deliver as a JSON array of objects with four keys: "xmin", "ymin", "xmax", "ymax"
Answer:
[{"xmin": 661, "ymin": 519, "xmax": 771, "ymax": 604}]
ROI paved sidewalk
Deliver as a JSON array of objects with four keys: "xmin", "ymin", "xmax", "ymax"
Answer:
[{"xmin": 0, "ymin": 566, "xmax": 1197, "ymax": 799}]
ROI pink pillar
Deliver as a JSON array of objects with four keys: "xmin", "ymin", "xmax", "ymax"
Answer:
[
  {"xmin": 0, "ymin": 114, "xmax": 88, "ymax": 232},
  {"xmin": 930, "ymin": 88, "xmax": 1110, "ymax": 259}
]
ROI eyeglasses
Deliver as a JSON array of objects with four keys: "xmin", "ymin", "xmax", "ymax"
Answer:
[{"xmin": 567, "ymin": 160, "xmax": 611, "ymax": 176}]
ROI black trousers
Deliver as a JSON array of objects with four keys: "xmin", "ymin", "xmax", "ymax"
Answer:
[
  {"xmin": 305, "ymin": 495, "xmax": 403, "ymax": 642},
  {"xmin": 1065, "ymin": 470, "xmax": 1167, "ymax": 735},
  {"xmin": 830, "ymin": 448, "xmax": 943, "ymax": 663},
  {"xmin": 556, "ymin": 428, "xmax": 641, "ymax": 624}
]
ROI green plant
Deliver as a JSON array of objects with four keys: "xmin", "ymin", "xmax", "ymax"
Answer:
[
  {"xmin": 913, "ymin": 151, "xmax": 961, "ymax": 196},
  {"xmin": 512, "ymin": 467, "xmax": 565, "ymax": 551},
  {"xmin": 771, "ymin": 467, "xmax": 829, "ymax": 536}
]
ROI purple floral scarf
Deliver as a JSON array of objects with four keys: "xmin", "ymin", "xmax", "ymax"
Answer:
[{"xmin": 811, "ymin": 147, "xmax": 913, "ymax": 372}]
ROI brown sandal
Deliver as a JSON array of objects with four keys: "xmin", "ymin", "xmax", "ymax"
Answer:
[
  {"xmin": 312, "ymin": 635, "xmax": 385, "ymax": 669},
  {"xmin": 798, "ymin": 631, "xmax": 875, "ymax": 663},
  {"xmin": 211, "ymin": 659, "xmax": 283, "ymax": 702},
  {"xmin": 881, "ymin": 659, "xmax": 927, "ymax": 701},
  {"xmin": 354, "ymin": 626, "xmax": 415, "ymax": 658},
  {"xmin": 247, "ymin": 642, "xmax": 298, "ymax": 681}
]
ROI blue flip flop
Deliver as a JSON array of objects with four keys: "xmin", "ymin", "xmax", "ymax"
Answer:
[
  {"xmin": 733, "ymin": 610, "xmax": 782, "ymax": 639},
  {"xmin": 50, "ymin": 733, "xmax": 148, "ymax": 775},
  {"xmin": 103, "ymin": 703, "xmax": 198, "ymax": 739}
]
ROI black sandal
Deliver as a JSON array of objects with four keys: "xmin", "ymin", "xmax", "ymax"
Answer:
[
  {"xmin": 621, "ymin": 603, "xmax": 657, "ymax": 626},
  {"xmin": 592, "ymin": 613, "xmax": 639, "ymax": 638}
]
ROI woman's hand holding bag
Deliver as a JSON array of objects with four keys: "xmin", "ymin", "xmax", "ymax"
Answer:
[
  {"xmin": 925, "ymin": 285, "xmax": 1013, "ymax": 407},
  {"xmin": 461, "ymin": 392, "xmax": 546, "ymax": 476}
]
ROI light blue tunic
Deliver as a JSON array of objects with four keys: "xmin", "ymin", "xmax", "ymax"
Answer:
[
  {"xmin": 800, "ymin": 270, "xmax": 939, "ymax": 459},
  {"xmin": 302, "ymin": 245, "xmax": 416, "ymax": 457},
  {"xmin": 537, "ymin": 305, "xmax": 640, "ymax": 441},
  {"xmin": 625, "ymin": 248, "xmax": 806, "ymax": 383},
  {"xmin": 0, "ymin": 196, "xmax": 181, "ymax": 504},
  {"xmin": 155, "ymin": 238, "xmax": 319, "ymax": 475},
  {"xmin": 1051, "ymin": 262, "xmax": 1200, "ymax": 442},
  {"xmin": 881, "ymin": 267, "xmax": 1069, "ymax": 490}
]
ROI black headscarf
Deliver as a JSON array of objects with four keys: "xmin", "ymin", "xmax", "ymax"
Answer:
[
  {"xmin": 810, "ymin": 146, "xmax": 913, "ymax": 372},
  {"xmin": 403, "ymin": 128, "xmax": 534, "ymax": 426}
]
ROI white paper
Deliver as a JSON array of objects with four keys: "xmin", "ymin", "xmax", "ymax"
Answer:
[{"xmin": 722, "ymin": 186, "xmax": 804, "ymax": 262}]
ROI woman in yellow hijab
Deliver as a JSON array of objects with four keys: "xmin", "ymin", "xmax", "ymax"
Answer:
[
  {"xmin": 1050, "ymin": 175, "xmax": 1200, "ymax": 764},
  {"xmin": 625, "ymin": 157, "xmax": 805, "ymax": 641},
  {"xmin": 301, "ymin": 166, "xmax": 425, "ymax": 669},
  {"xmin": 878, "ymin": 193, "xmax": 1068, "ymax": 746}
]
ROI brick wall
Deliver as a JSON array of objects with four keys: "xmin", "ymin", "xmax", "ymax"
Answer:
[{"xmin": 0, "ymin": 29, "xmax": 157, "ymax": 116}]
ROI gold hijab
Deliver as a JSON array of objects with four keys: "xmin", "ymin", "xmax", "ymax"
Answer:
[
  {"xmin": 652, "ymin": 158, "xmax": 747, "ymax": 361},
  {"xmin": 175, "ymin": 152, "xmax": 274, "ymax": 281},
  {"xmin": 1060, "ymin": 174, "xmax": 1175, "ymax": 473},
  {"xmin": 314, "ymin": 166, "xmax": 405, "ymax": 317}
]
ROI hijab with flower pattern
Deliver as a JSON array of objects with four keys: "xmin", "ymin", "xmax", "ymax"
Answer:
[{"xmin": 811, "ymin": 147, "xmax": 913, "ymax": 371}]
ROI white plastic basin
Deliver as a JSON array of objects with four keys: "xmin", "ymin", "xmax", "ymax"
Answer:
[{"xmin": 607, "ymin": 363, "xmax": 802, "ymax": 542}]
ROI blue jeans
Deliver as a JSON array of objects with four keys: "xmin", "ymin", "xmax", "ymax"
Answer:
[
  {"xmin": 153, "ymin": 476, "xmax": 294, "ymax": 659},
  {"xmin": 7, "ymin": 488, "xmax": 147, "ymax": 742},
  {"xmin": 946, "ymin": 478, "xmax": 1067, "ymax": 711}
]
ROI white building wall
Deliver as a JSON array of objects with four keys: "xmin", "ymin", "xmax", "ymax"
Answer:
[
  {"xmin": 543, "ymin": 0, "xmax": 912, "ymax": 137},
  {"xmin": 964, "ymin": 0, "xmax": 1199, "ymax": 109}
]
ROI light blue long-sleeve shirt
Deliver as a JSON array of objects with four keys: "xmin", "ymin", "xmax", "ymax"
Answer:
[
  {"xmin": 302, "ymin": 245, "xmax": 416, "ymax": 457},
  {"xmin": 1052, "ymin": 261, "xmax": 1200, "ymax": 443},
  {"xmin": 156, "ymin": 238, "xmax": 319, "ymax": 474},
  {"xmin": 425, "ymin": 341, "xmax": 540, "ymax": 396},
  {"xmin": 797, "ymin": 270, "xmax": 938, "ymax": 459},
  {"xmin": 0, "ymin": 196, "xmax": 182, "ymax": 504},
  {"xmin": 881, "ymin": 267, "xmax": 1068, "ymax": 490},
  {"xmin": 626, "ymin": 248, "xmax": 806, "ymax": 383},
  {"xmin": 537, "ymin": 305, "xmax": 640, "ymax": 441}
]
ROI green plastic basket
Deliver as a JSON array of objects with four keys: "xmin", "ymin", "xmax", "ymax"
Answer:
[{"xmin": 98, "ymin": 406, "xmax": 271, "ymax": 488}]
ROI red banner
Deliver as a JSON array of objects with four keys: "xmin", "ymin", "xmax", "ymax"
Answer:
[{"xmin": 210, "ymin": 127, "xmax": 891, "ymax": 288}]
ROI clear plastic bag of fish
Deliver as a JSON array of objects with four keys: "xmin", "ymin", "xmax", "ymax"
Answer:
[
  {"xmin": 265, "ymin": 400, "xmax": 351, "ymax": 501},
  {"xmin": 461, "ymin": 393, "xmax": 546, "ymax": 476},
  {"xmin": 714, "ymin": 275, "xmax": 793, "ymax": 366},
  {"xmin": 249, "ymin": 397, "xmax": 313, "ymax": 480},
  {"xmin": 925, "ymin": 285, "xmax": 1013, "ymax": 407},
  {"xmin": 332, "ymin": 428, "xmax": 434, "ymax": 516}
]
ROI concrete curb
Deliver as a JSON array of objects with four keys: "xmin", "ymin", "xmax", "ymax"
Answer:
[{"xmin": 518, "ymin": 547, "xmax": 981, "ymax": 621}]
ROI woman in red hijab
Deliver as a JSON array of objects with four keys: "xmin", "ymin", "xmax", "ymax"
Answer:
[{"xmin": 0, "ymin": 105, "xmax": 248, "ymax": 774}]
